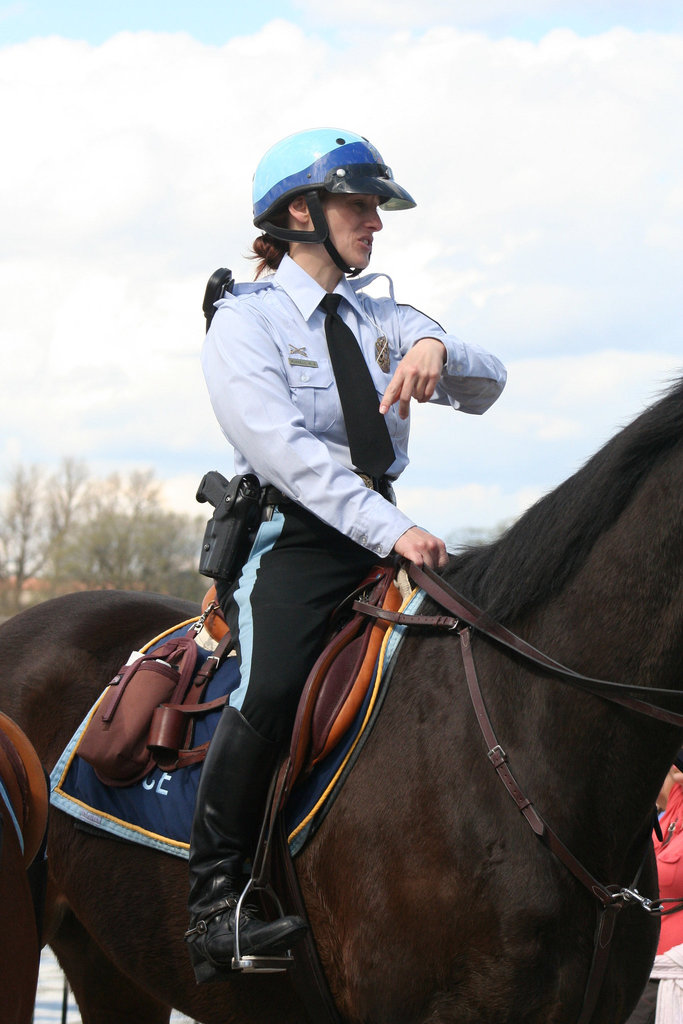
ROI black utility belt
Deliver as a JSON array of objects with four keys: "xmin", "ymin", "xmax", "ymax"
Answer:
[
  {"xmin": 260, "ymin": 485, "xmax": 291, "ymax": 507},
  {"xmin": 196, "ymin": 469, "xmax": 398, "ymax": 584}
]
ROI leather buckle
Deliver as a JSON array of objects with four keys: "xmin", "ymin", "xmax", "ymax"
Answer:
[{"xmin": 487, "ymin": 744, "xmax": 507, "ymax": 768}]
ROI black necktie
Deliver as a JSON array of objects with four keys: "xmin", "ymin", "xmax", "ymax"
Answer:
[{"xmin": 320, "ymin": 293, "xmax": 395, "ymax": 479}]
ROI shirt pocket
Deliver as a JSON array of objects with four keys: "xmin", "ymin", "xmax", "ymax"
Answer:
[
  {"xmin": 657, "ymin": 836, "xmax": 683, "ymax": 891},
  {"xmin": 286, "ymin": 361, "xmax": 338, "ymax": 433}
]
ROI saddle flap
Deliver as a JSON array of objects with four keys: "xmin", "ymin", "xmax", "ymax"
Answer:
[
  {"xmin": 311, "ymin": 576, "xmax": 402, "ymax": 766},
  {"xmin": 286, "ymin": 566, "xmax": 399, "ymax": 791}
]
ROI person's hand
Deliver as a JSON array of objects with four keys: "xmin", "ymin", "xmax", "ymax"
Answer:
[
  {"xmin": 379, "ymin": 338, "xmax": 446, "ymax": 420},
  {"xmin": 393, "ymin": 526, "xmax": 448, "ymax": 569}
]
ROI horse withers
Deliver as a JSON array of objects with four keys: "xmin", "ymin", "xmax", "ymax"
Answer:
[{"xmin": 0, "ymin": 377, "xmax": 681, "ymax": 1023}]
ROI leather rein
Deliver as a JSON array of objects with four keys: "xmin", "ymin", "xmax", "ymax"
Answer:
[{"xmin": 353, "ymin": 560, "xmax": 683, "ymax": 1024}]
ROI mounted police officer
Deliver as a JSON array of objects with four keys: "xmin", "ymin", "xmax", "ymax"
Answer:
[{"xmin": 185, "ymin": 127, "xmax": 507, "ymax": 982}]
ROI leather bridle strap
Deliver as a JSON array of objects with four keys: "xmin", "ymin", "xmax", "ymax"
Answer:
[
  {"xmin": 353, "ymin": 596, "xmax": 683, "ymax": 725},
  {"xmin": 459, "ymin": 629, "xmax": 616, "ymax": 903},
  {"xmin": 400, "ymin": 562, "xmax": 683, "ymax": 725},
  {"xmin": 458, "ymin": 625, "xmax": 623, "ymax": 1024}
]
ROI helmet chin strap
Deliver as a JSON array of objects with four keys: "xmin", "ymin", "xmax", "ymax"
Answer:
[
  {"xmin": 307, "ymin": 193, "xmax": 361, "ymax": 278},
  {"xmin": 259, "ymin": 191, "xmax": 361, "ymax": 278},
  {"xmin": 323, "ymin": 238, "xmax": 361, "ymax": 279}
]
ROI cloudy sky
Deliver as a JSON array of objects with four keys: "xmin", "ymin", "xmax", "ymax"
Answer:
[{"xmin": 1, "ymin": 1, "xmax": 681, "ymax": 545}]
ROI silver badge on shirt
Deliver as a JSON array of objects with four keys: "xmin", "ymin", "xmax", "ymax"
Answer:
[{"xmin": 375, "ymin": 335, "xmax": 390, "ymax": 373}]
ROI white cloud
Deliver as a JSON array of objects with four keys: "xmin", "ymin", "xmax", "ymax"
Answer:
[
  {"xmin": 0, "ymin": 24, "xmax": 681, "ymax": 539},
  {"xmin": 396, "ymin": 480, "xmax": 543, "ymax": 545},
  {"xmin": 401, "ymin": 348, "xmax": 681, "ymax": 535}
]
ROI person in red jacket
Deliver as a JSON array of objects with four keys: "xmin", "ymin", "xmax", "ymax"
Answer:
[{"xmin": 626, "ymin": 754, "xmax": 683, "ymax": 1023}]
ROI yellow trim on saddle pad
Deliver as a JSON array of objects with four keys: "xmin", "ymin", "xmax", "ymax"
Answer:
[{"xmin": 141, "ymin": 618, "xmax": 200, "ymax": 652}]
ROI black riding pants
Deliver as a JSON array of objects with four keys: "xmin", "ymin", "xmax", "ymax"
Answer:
[{"xmin": 216, "ymin": 503, "xmax": 378, "ymax": 746}]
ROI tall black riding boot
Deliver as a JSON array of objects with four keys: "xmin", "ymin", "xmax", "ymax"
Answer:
[{"xmin": 185, "ymin": 705, "xmax": 306, "ymax": 982}]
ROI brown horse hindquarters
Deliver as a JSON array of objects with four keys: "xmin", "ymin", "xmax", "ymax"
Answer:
[
  {"xmin": 0, "ymin": 802, "xmax": 40, "ymax": 1024},
  {"xmin": 0, "ymin": 712, "xmax": 48, "ymax": 1024}
]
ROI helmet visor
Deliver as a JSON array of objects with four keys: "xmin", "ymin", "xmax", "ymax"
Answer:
[{"xmin": 323, "ymin": 163, "xmax": 416, "ymax": 210}]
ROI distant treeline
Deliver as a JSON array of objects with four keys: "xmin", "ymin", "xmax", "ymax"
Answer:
[
  {"xmin": 0, "ymin": 457, "xmax": 513, "ymax": 618},
  {"xmin": 0, "ymin": 458, "xmax": 206, "ymax": 614}
]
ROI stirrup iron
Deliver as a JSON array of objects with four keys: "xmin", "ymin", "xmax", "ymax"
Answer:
[{"xmin": 231, "ymin": 878, "xmax": 296, "ymax": 973}]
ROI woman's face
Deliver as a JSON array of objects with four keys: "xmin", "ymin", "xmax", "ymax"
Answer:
[{"xmin": 323, "ymin": 193, "xmax": 383, "ymax": 270}]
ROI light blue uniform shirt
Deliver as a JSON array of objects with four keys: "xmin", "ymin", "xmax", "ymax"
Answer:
[{"xmin": 201, "ymin": 255, "xmax": 506, "ymax": 558}]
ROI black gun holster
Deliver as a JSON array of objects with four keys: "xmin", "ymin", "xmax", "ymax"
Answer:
[{"xmin": 196, "ymin": 471, "xmax": 262, "ymax": 583}]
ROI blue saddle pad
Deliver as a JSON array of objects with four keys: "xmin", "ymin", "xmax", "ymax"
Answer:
[
  {"xmin": 51, "ymin": 625, "xmax": 240, "ymax": 856},
  {"xmin": 50, "ymin": 590, "xmax": 422, "ymax": 859}
]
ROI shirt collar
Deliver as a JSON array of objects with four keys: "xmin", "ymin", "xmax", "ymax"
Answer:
[{"xmin": 274, "ymin": 254, "xmax": 365, "ymax": 322}]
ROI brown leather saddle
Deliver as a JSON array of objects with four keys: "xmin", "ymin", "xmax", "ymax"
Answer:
[{"xmin": 199, "ymin": 564, "xmax": 403, "ymax": 782}]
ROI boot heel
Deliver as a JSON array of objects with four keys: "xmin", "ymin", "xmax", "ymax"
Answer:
[
  {"xmin": 187, "ymin": 940, "xmax": 230, "ymax": 985},
  {"xmin": 192, "ymin": 958, "xmax": 229, "ymax": 984}
]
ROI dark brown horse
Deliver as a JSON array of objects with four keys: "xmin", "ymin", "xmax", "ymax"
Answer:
[
  {"xmin": 0, "ymin": 376, "xmax": 681, "ymax": 1024},
  {"xmin": 0, "ymin": 711, "xmax": 49, "ymax": 1023}
]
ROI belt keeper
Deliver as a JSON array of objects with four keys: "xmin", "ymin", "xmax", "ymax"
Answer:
[{"xmin": 488, "ymin": 744, "xmax": 507, "ymax": 768}]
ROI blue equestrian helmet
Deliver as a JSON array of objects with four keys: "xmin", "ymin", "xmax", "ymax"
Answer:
[
  {"xmin": 253, "ymin": 128, "xmax": 415, "ymax": 229},
  {"xmin": 252, "ymin": 129, "xmax": 415, "ymax": 274}
]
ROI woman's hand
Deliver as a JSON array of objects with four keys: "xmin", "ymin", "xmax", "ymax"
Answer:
[
  {"xmin": 393, "ymin": 526, "xmax": 448, "ymax": 569},
  {"xmin": 380, "ymin": 338, "xmax": 446, "ymax": 420}
]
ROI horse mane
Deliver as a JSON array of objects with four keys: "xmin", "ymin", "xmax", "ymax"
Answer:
[{"xmin": 446, "ymin": 375, "xmax": 683, "ymax": 622}]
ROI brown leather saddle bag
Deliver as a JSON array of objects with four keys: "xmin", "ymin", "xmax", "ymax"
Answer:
[{"xmin": 77, "ymin": 632, "xmax": 231, "ymax": 787}]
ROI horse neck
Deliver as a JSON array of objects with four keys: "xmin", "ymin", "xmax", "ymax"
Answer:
[
  {"xmin": 446, "ymin": 444, "xmax": 679, "ymax": 876},
  {"xmin": 480, "ymin": 445, "xmax": 683, "ymax": 869},
  {"xmin": 537, "ymin": 444, "xmax": 682, "ymax": 688}
]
